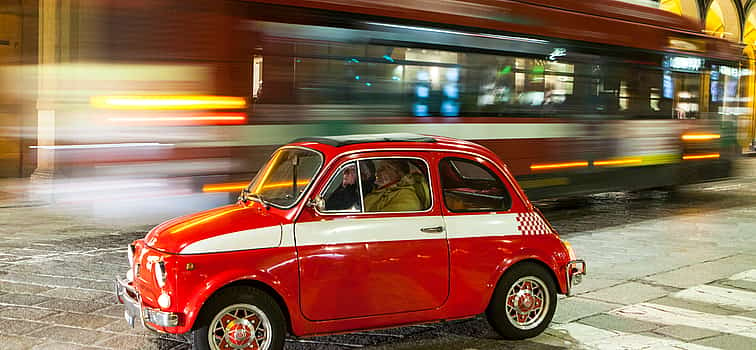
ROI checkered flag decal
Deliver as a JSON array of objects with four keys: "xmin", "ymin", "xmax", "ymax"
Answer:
[{"xmin": 516, "ymin": 212, "xmax": 552, "ymax": 235}]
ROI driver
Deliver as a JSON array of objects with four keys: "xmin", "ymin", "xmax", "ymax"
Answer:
[{"xmin": 325, "ymin": 164, "xmax": 360, "ymax": 210}]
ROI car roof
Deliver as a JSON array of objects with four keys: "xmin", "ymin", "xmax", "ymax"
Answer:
[
  {"xmin": 289, "ymin": 133, "xmax": 497, "ymax": 160},
  {"xmin": 292, "ymin": 133, "xmax": 437, "ymax": 147}
]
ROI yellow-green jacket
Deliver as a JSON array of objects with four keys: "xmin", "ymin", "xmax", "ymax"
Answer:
[{"xmin": 364, "ymin": 177, "xmax": 423, "ymax": 212}]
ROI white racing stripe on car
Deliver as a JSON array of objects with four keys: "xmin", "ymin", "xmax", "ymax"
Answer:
[
  {"xmin": 280, "ymin": 223, "xmax": 295, "ymax": 248},
  {"xmin": 609, "ymin": 303, "xmax": 756, "ymax": 338},
  {"xmin": 672, "ymin": 285, "xmax": 756, "ymax": 311},
  {"xmin": 180, "ymin": 225, "xmax": 282, "ymax": 254},
  {"xmin": 546, "ymin": 323, "xmax": 719, "ymax": 350},
  {"xmin": 180, "ymin": 213, "xmax": 528, "ymax": 254},
  {"xmin": 444, "ymin": 213, "xmax": 520, "ymax": 239}
]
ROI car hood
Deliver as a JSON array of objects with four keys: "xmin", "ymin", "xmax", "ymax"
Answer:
[{"xmin": 144, "ymin": 202, "xmax": 284, "ymax": 254}]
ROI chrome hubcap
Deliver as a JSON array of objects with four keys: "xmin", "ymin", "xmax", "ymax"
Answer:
[
  {"xmin": 209, "ymin": 304, "xmax": 271, "ymax": 350},
  {"xmin": 505, "ymin": 276, "xmax": 549, "ymax": 330}
]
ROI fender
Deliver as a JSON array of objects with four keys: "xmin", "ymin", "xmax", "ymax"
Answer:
[
  {"xmin": 178, "ymin": 254, "xmax": 300, "ymax": 333},
  {"xmin": 485, "ymin": 246, "xmax": 566, "ymax": 304},
  {"xmin": 513, "ymin": 246, "xmax": 569, "ymax": 294}
]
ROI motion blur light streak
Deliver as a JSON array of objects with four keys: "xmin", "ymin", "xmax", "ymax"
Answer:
[
  {"xmin": 593, "ymin": 159, "xmax": 643, "ymax": 166},
  {"xmin": 261, "ymin": 180, "xmax": 311, "ymax": 190},
  {"xmin": 107, "ymin": 112, "xmax": 247, "ymax": 126},
  {"xmin": 30, "ymin": 143, "xmax": 173, "ymax": 150},
  {"xmin": 90, "ymin": 95, "xmax": 247, "ymax": 110},
  {"xmin": 365, "ymin": 22, "xmax": 549, "ymax": 44},
  {"xmin": 203, "ymin": 180, "xmax": 312, "ymax": 193},
  {"xmin": 202, "ymin": 182, "xmax": 249, "ymax": 193},
  {"xmin": 170, "ymin": 207, "xmax": 247, "ymax": 234},
  {"xmin": 682, "ymin": 153, "xmax": 721, "ymax": 160},
  {"xmin": 530, "ymin": 161, "xmax": 589, "ymax": 171},
  {"xmin": 681, "ymin": 134, "xmax": 721, "ymax": 141}
]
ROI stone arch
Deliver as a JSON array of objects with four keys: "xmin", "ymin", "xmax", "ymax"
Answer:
[
  {"xmin": 705, "ymin": 0, "xmax": 742, "ymax": 41},
  {"xmin": 744, "ymin": 6, "xmax": 756, "ymax": 45},
  {"xmin": 742, "ymin": 8, "xmax": 756, "ymax": 147},
  {"xmin": 659, "ymin": 0, "xmax": 702, "ymax": 22}
]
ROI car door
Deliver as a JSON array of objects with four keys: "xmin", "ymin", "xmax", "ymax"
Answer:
[{"xmin": 295, "ymin": 152, "xmax": 449, "ymax": 321}]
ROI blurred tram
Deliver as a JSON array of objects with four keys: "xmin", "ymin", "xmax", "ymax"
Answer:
[{"xmin": 80, "ymin": 0, "xmax": 749, "ymax": 200}]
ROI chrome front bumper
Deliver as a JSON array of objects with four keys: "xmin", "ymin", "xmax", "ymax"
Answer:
[
  {"xmin": 114, "ymin": 276, "xmax": 179, "ymax": 329},
  {"xmin": 565, "ymin": 259, "xmax": 586, "ymax": 296}
]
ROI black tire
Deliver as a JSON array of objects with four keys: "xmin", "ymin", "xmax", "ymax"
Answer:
[
  {"xmin": 190, "ymin": 286, "xmax": 286, "ymax": 350},
  {"xmin": 486, "ymin": 263, "xmax": 557, "ymax": 340}
]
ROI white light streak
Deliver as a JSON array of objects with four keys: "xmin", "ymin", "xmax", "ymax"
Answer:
[
  {"xmin": 366, "ymin": 22, "xmax": 549, "ymax": 44},
  {"xmin": 30, "ymin": 143, "xmax": 174, "ymax": 150}
]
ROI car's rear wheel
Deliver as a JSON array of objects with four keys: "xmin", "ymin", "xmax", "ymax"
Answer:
[
  {"xmin": 191, "ymin": 286, "xmax": 285, "ymax": 350},
  {"xmin": 486, "ymin": 263, "xmax": 557, "ymax": 340}
]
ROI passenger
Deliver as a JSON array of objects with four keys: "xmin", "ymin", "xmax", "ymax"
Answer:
[
  {"xmin": 325, "ymin": 164, "xmax": 360, "ymax": 211},
  {"xmin": 364, "ymin": 159, "xmax": 422, "ymax": 212}
]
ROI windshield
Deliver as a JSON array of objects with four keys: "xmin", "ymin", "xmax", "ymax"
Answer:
[{"xmin": 248, "ymin": 147, "xmax": 323, "ymax": 208}]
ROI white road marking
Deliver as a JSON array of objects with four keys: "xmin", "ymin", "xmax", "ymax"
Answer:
[
  {"xmin": 672, "ymin": 285, "xmax": 756, "ymax": 311},
  {"xmin": 587, "ymin": 333, "xmax": 718, "ymax": 350},
  {"xmin": 547, "ymin": 323, "xmax": 719, "ymax": 350},
  {"xmin": 729, "ymin": 269, "xmax": 756, "ymax": 282},
  {"xmin": 609, "ymin": 303, "xmax": 756, "ymax": 338}
]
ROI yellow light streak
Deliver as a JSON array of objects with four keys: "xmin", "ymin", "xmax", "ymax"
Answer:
[
  {"xmin": 530, "ymin": 161, "xmax": 589, "ymax": 171},
  {"xmin": 202, "ymin": 180, "xmax": 311, "ymax": 193},
  {"xmin": 682, "ymin": 153, "xmax": 721, "ymax": 160},
  {"xmin": 260, "ymin": 180, "xmax": 311, "ymax": 190},
  {"xmin": 681, "ymin": 134, "xmax": 721, "ymax": 141},
  {"xmin": 170, "ymin": 207, "xmax": 246, "ymax": 234},
  {"xmin": 91, "ymin": 95, "xmax": 247, "ymax": 110},
  {"xmin": 109, "ymin": 116, "xmax": 246, "ymax": 122},
  {"xmin": 202, "ymin": 182, "xmax": 249, "ymax": 193},
  {"xmin": 593, "ymin": 158, "xmax": 643, "ymax": 166},
  {"xmin": 250, "ymin": 152, "xmax": 282, "ymax": 194}
]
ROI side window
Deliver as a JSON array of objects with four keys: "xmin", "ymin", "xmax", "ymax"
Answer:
[
  {"xmin": 362, "ymin": 158, "xmax": 432, "ymax": 213},
  {"xmin": 322, "ymin": 162, "xmax": 361, "ymax": 212},
  {"xmin": 439, "ymin": 158, "xmax": 511, "ymax": 212}
]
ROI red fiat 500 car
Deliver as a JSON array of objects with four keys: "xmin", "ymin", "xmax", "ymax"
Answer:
[{"xmin": 116, "ymin": 133, "xmax": 585, "ymax": 350}]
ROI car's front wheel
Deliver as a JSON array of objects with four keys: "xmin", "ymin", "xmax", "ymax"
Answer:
[
  {"xmin": 486, "ymin": 263, "xmax": 557, "ymax": 340},
  {"xmin": 191, "ymin": 286, "xmax": 286, "ymax": 350}
]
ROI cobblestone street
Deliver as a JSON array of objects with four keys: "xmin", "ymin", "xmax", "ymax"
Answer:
[{"xmin": 1, "ymin": 163, "xmax": 755, "ymax": 349}]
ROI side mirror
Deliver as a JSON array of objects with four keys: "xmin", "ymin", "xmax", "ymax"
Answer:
[
  {"xmin": 238, "ymin": 188, "xmax": 250, "ymax": 203},
  {"xmin": 306, "ymin": 195, "xmax": 325, "ymax": 212}
]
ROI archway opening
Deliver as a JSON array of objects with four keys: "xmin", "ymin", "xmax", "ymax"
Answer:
[
  {"xmin": 659, "ymin": 0, "xmax": 701, "ymax": 22},
  {"xmin": 705, "ymin": 0, "xmax": 741, "ymax": 42}
]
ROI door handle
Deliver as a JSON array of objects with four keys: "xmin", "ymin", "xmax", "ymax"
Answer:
[{"xmin": 420, "ymin": 226, "xmax": 444, "ymax": 233}]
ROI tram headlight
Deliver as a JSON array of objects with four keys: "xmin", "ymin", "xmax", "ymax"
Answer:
[{"xmin": 155, "ymin": 261, "xmax": 167, "ymax": 288}]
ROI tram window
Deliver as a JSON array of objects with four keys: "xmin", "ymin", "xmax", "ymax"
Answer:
[
  {"xmin": 710, "ymin": 65, "xmax": 750, "ymax": 118},
  {"xmin": 248, "ymin": 18, "xmax": 719, "ymax": 121},
  {"xmin": 669, "ymin": 72, "xmax": 701, "ymax": 119}
]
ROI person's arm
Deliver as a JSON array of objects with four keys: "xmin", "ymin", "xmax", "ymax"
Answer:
[{"xmin": 381, "ymin": 188, "xmax": 422, "ymax": 212}]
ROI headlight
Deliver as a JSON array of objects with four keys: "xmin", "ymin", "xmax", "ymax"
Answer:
[
  {"xmin": 127, "ymin": 244, "xmax": 135, "ymax": 266},
  {"xmin": 158, "ymin": 293, "xmax": 171, "ymax": 309},
  {"xmin": 155, "ymin": 261, "xmax": 167, "ymax": 288}
]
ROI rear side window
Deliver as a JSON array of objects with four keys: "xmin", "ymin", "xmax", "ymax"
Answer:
[{"xmin": 439, "ymin": 158, "xmax": 511, "ymax": 212}]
